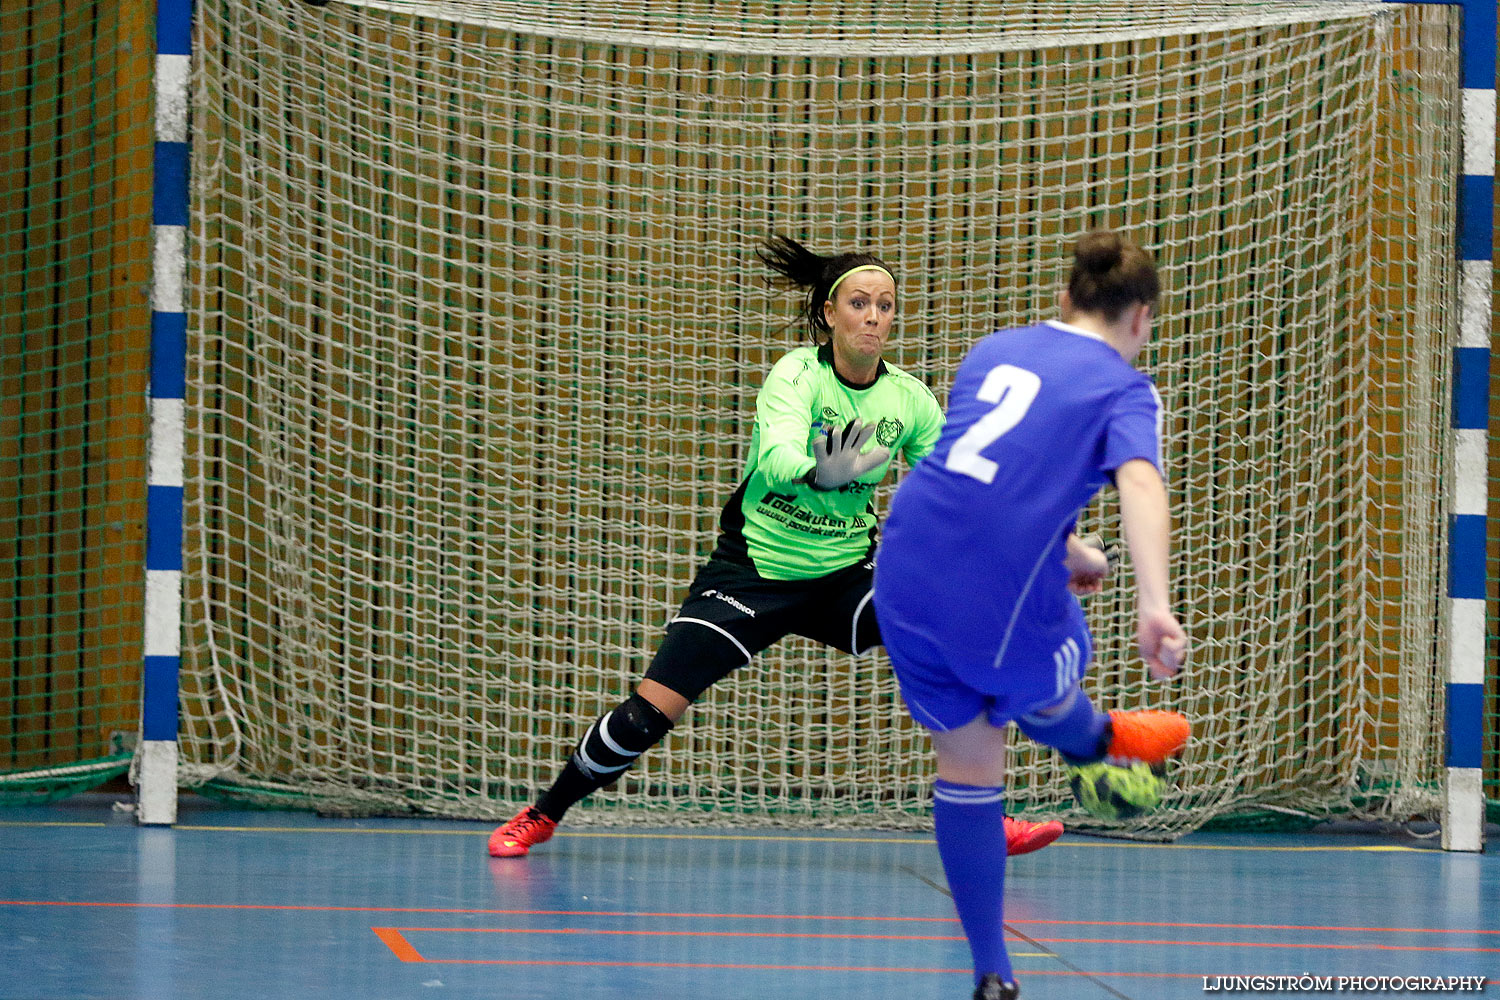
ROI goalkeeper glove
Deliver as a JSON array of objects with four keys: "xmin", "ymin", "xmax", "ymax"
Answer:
[{"xmin": 804, "ymin": 419, "xmax": 890, "ymax": 491}]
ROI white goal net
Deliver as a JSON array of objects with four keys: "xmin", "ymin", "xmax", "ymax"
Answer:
[{"xmin": 178, "ymin": 0, "xmax": 1460, "ymax": 837}]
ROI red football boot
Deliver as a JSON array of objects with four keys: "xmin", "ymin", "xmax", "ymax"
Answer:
[
  {"xmin": 487, "ymin": 806, "xmax": 557, "ymax": 858},
  {"xmin": 1004, "ymin": 816, "xmax": 1063, "ymax": 856}
]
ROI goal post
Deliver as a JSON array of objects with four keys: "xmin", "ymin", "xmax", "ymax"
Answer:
[
  {"xmin": 172, "ymin": 0, "xmax": 1470, "ymax": 839},
  {"xmin": 1415, "ymin": 0, "xmax": 1495, "ymax": 854}
]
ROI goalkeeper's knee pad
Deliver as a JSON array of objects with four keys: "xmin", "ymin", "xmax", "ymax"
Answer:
[{"xmin": 569, "ymin": 693, "xmax": 674, "ymax": 785}]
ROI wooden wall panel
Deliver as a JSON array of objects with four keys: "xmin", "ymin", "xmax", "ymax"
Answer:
[{"xmin": 0, "ymin": 1, "xmax": 152, "ymax": 773}]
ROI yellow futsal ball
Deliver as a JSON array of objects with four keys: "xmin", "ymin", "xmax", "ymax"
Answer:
[{"xmin": 1068, "ymin": 761, "xmax": 1164, "ymax": 820}]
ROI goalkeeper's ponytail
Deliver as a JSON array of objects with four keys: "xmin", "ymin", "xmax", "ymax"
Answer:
[{"xmin": 758, "ymin": 234, "xmax": 895, "ymax": 345}]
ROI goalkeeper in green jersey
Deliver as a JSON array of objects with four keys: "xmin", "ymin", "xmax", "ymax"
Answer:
[{"xmin": 489, "ymin": 235, "xmax": 1063, "ymax": 858}]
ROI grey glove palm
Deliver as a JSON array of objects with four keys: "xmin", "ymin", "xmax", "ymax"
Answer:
[{"xmin": 807, "ymin": 419, "xmax": 890, "ymax": 491}]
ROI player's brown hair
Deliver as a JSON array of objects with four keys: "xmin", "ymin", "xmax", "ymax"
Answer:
[
  {"xmin": 758, "ymin": 234, "xmax": 895, "ymax": 345},
  {"xmin": 1067, "ymin": 230, "xmax": 1159, "ymax": 322}
]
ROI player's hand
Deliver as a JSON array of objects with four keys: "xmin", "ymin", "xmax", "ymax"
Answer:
[
  {"xmin": 1065, "ymin": 533, "xmax": 1113, "ymax": 595},
  {"xmin": 807, "ymin": 419, "xmax": 890, "ymax": 491},
  {"xmin": 1138, "ymin": 608, "xmax": 1187, "ymax": 679}
]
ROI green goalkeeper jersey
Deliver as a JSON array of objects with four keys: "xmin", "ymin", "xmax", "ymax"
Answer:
[{"xmin": 710, "ymin": 343, "xmax": 945, "ymax": 581}]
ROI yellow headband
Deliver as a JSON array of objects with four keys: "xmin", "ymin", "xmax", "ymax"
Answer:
[{"xmin": 826, "ymin": 264, "xmax": 896, "ymax": 301}]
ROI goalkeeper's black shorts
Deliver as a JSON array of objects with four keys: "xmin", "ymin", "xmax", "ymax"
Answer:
[{"xmin": 642, "ymin": 555, "xmax": 881, "ymax": 702}]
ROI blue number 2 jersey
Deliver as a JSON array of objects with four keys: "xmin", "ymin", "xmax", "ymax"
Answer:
[{"xmin": 873, "ymin": 319, "xmax": 1163, "ymax": 697}]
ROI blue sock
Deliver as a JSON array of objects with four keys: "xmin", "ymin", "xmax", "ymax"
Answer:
[
  {"xmin": 1015, "ymin": 685, "xmax": 1110, "ymax": 763},
  {"xmin": 932, "ymin": 779, "xmax": 1012, "ymax": 986}
]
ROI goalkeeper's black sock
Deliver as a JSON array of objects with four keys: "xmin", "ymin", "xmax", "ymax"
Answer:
[{"xmin": 535, "ymin": 693, "xmax": 673, "ymax": 822}]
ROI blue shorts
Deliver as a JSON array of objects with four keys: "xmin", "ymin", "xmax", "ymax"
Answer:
[{"xmin": 879, "ymin": 610, "xmax": 1094, "ymax": 733}]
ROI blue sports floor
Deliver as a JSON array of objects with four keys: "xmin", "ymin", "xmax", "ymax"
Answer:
[{"xmin": 1, "ymin": 795, "xmax": 1495, "ymax": 1000}]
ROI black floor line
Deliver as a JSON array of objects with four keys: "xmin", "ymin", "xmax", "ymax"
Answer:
[{"xmin": 898, "ymin": 863, "xmax": 1137, "ymax": 1000}]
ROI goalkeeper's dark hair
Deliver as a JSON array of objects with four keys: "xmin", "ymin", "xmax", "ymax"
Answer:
[
  {"xmin": 1067, "ymin": 230, "xmax": 1160, "ymax": 322},
  {"xmin": 757, "ymin": 234, "xmax": 895, "ymax": 345}
]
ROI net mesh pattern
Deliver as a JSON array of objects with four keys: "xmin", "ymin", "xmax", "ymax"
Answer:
[
  {"xmin": 180, "ymin": 0, "xmax": 1459, "ymax": 836},
  {"xmin": 1, "ymin": 2, "xmax": 152, "ymax": 797},
  {"xmin": 355, "ymin": 1, "xmax": 1392, "ymax": 52}
]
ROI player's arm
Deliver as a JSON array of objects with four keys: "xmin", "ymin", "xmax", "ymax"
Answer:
[
  {"xmin": 752, "ymin": 356, "xmax": 822, "ymax": 487},
  {"xmin": 1114, "ymin": 458, "xmax": 1187, "ymax": 679},
  {"xmin": 1063, "ymin": 532, "xmax": 1111, "ymax": 595},
  {"xmin": 900, "ymin": 382, "xmax": 945, "ymax": 466},
  {"xmin": 755, "ymin": 355, "xmax": 894, "ymax": 491}
]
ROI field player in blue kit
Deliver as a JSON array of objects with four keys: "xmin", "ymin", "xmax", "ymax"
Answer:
[{"xmin": 873, "ymin": 230, "xmax": 1192, "ymax": 1000}]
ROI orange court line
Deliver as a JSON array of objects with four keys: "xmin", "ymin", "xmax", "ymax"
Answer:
[
  {"xmin": 0, "ymin": 899, "xmax": 950, "ymax": 922},
  {"xmin": 385, "ymin": 925, "xmax": 1500, "ymax": 954},
  {"xmin": 1020, "ymin": 936, "xmax": 1498, "ymax": 954},
  {"xmin": 360, "ymin": 937, "xmax": 1166, "ymax": 977},
  {"xmin": 367, "ymin": 932, "xmax": 1500, "ymax": 986},
  {"xmin": 393, "ymin": 926, "xmax": 966, "ymax": 941},
  {"xmin": 1016, "ymin": 917, "xmax": 1500, "ymax": 935},
  {"xmin": 4, "ymin": 899, "xmax": 1497, "ymax": 937},
  {"xmin": 358, "ymin": 943, "xmax": 1340, "ymax": 982},
  {"xmin": 370, "ymin": 927, "xmax": 424, "ymax": 962}
]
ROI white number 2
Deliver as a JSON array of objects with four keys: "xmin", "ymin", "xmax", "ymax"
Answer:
[{"xmin": 943, "ymin": 364, "xmax": 1041, "ymax": 484}]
